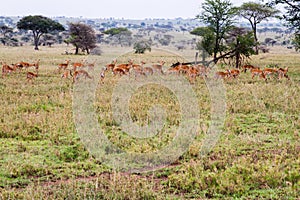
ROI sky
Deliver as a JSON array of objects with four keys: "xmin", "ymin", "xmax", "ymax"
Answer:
[{"xmin": 0, "ymin": 0, "xmax": 251, "ymax": 19}]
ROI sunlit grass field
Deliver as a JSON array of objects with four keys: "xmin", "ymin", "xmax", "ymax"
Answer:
[{"xmin": 0, "ymin": 44, "xmax": 299, "ymax": 199}]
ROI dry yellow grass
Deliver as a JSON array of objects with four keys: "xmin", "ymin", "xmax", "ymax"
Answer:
[{"xmin": 0, "ymin": 44, "xmax": 299, "ymax": 199}]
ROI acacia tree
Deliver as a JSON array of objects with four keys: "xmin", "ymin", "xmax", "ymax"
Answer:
[
  {"xmin": 238, "ymin": 2, "xmax": 279, "ymax": 54},
  {"xmin": 0, "ymin": 25, "xmax": 13, "ymax": 37},
  {"xmin": 17, "ymin": 15, "xmax": 65, "ymax": 50},
  {"xmin": 133, "ymin": 40, "xmax": 151, "ymax": 54},
  {"xmin": 196, "ymin": 0, "xmax": 237, "ymax": 63},
  {"xmin": 191, "ymin": 25, "xmax": 256, "ymax": 67},
  {"xmin": 68, "ymin": 22, "xmax": 97, "ymax": 54},
  {"xmin": 190, "ymin": 27, "xmax": 215, "ymax": 64},
  {"xmin": 103, "ymin": 27, "xmax": 132, "ymax": 46},
  {"xmin": 226, "ymin": 27, "xmax": 256, "ymax": 68}
]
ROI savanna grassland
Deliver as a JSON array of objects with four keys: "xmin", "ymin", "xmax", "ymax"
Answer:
[{"xmin": 0, "ymin": 44, "xmax": 299, "ymax": 199}]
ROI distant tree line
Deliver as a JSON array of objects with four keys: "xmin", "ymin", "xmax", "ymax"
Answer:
[{"xmin": 0, "ymin": 0, "xmax": 298, "ymax": 56}]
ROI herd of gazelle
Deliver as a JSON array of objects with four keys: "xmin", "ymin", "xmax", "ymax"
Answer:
[
  {"xmin": 1, "ymin": 59, "xmax": 95, "ymax": 83},
  {"xmin": 57, "ymin": 59, "xmax": 95, "ymax": 82},
  {"xmin": 102, "ymin": 59, "xmax": 290, "ymax": 83},
  {"xmin": 1, "ymin": 58, "xmax": 290, "ymax": 84},
  {"xmin": 1, "ymin": 59, "xmax": 40, "ymax": 82}
]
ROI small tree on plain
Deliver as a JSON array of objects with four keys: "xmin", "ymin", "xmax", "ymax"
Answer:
[
  {"xmin": 0, "ymin": 25, "xmax": 13, "ymax": 37},
  {"xmin": 68, "ymin": 22, "xmax": 97, "ymax": 54},
  {"xmin": 238, "ymin": 2, "xmax": 279, "ymax": 54},
  {"xmin": 17, "ymin": 15, "xmax": 65, "ymax": 50},
  {"xmin": 196, "ymin": 0, "xmax": 237, "ymax": 63},
  {"xmin": 103, "ymin": 28, "xmax": 132, "ymax": 46},
  {"xmin": 226, "ymin": 27, "xmax": 256, "ymax": 68},
  {"xmin": 133, "ymin": 40, "xmax": 151, "ymax": 54}
]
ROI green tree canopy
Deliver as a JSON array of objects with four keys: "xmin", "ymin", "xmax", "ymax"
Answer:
[
  {"xmin": 133, "ymin": 40, "xmax": 151, "ymax": 54},
  {"xmin": 226, "ymin": 27, "xmax": 256, "ymax": 68},
  {"xmin": 0, "ymin": 25, "xmax": 13, "ymax": 37},
  {"xmin": 238, "ymin": 2, "xmax": 279, "ymax": 54},
  {"xmin": 191, "ymin": 27, "xmax": 215, "ymax": 63},
  {"xmin": 196, "ymin": 0, "xmax": 237, "ymax": 63},
  {"xmin": 17, "ymin": 15, "xmax": 65, "ymax": 50},
  {"xmin": 103, "ymin": 27, "xmax": 130, "ymax": 36}
]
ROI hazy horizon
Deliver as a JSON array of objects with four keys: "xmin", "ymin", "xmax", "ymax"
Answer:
[{"xmin": 0, "ymin": 0, "xmax": 253, "ymax": 20}]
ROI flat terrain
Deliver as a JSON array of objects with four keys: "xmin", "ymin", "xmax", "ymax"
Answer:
[{"xmin": 0, "ymin": 44, "xmax": 299, "ymax": 199}]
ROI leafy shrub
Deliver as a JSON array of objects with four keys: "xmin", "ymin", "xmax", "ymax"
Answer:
[{"xmin": 133, "ymin": 40, "xmax": 151, "ymax": 54}]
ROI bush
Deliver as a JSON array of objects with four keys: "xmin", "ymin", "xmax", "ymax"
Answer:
[{"xmin": 133, "ymin": 40, "xmax": 151, "ymax": 54}]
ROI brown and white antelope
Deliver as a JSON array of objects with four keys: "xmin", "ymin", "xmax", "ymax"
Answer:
[
  {"xmin": 251, "ymin": 68, "xmax": 266, "ymax": 81},
  {"xmin": 143, "ymin": 66, "xmax": 154, "ymax": 76},
  {"xmin": 227, "ymin": 69, "xmax": 240, "ymax": 79},
  {"xmin": 113, "ymin": 59, "xmax": 133, "ymax": 75},
  {"xmin": 113, "ymin": 67, "xmax": 127, "ymax": 76},
  {"xmin": 166, "ymin": 65, "xmax": 181, "ymax": 75},
  {"xmin": 215, "ymin": 71, "xmax": 230, "ymax": 79},
  {"xmin": 194, "ymin": 64, "xmax": 209, "ymax": 77},
  {"xmin": 2, "ymin": 63, "xmax": 16, "ymax": 77},
  {"xmin": 33, "ymin": 59, "xmax": 40, "ymax": 72},
  {"xmin": 129, "ymin": 61, "xmax": 147, "ymax": 78},
  {"xmin": 151, "ymin": 60, "xmax": 165, "ymax": 74},
  {"xmin": 26, "ymin": 71, "xmax": 38, "ymax": 83},
  {"xmin": 105, "ymin": 59, "xmax": 117, "ymax": 71},
  {"xmin": 61, "ymin": 69, "xmax": 72, "ymax": 79},
  {"xmin": 71, "ymin": 69, "xmax": 93, "ymax": 83},
  {"xmin": 187, "ymin": 66, "xmax": 200, "ymax": 84},
  {"xmin": 58, "ymin": 59, "xmax": 70, "ymax": 72},
  {"xmin": 277, "ymin": 67, "xmax": 290, "ymax": 80},
  {"xmin": 72, "ymin": 60, "xmax": 86, "ymax": 71},
  {"xmin": 18, "ymin": 59, "xmax": 40, "ymax": 72},
  {"xmin": 242, "ymin": 64, "xmax": 259, "ymax": 73},
  {"xmin": 263, "ymin": 68, "xmax": 278, "ymax": 79}
]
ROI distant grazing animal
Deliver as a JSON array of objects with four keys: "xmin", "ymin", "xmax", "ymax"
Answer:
[
  {"xmin": 26, "ymin": 72, "xmax": 38, "ymax": 82},
  {"xmin": 2, "ymin": 63, "xmax": 16, "ymax": 77},
  {"xmin": 72, "ymin": 60, "xmax": 85, "ymax": 71},
  {"xmin": 33, "ymin": 59, "xmax": 40, "ymax": 72},
  {"xmin": 227, "ymin": 69, "xmax": 240, "ymax": 79},
  {"xmin": 215, "ymin": 71, "xmax": 230, "ymax": 79},
  {"xmin": 194, "ymin": 65, "xmax": 209, "ymax": 77},
  {"xmin": 166, "ymin": 65, "xmax": 181, "ymax": 75},
  {"xmin": 105, "ymin": 59, "xmax": 117, "ymax": 71},
  {"xmin": 242, "ymin": 64, "xmax": 259, "ymax": 73},
  {"xmin": 277, "ymin": 67, "xmax": 290, "ymax": 80},
  {"xmin": 61, "ymin": 69, "xmax": 72, "ymax": 79},
  {"xmin": 251, "ymin": 68, "xmax": 266, "ymax": 81},
  {"xmin": 151, "ymin": 60, "xmax": 165, "ymax": 74},
  {"xmin": 263, "ymin": 68, "xmax": 278, "ymax": 80},
  {"xmin": 187, "ymin": 66, "xmax": 200, "ymax": 84},
  {"xmin": 178, "ymin": 64, "xmax": 190, "ymax": 74},
  {"xmin": 71, "ymin": 69, "xmax": 93, "ymax": 83},
  {"xmin": 58, "ymin": 60, "xmax": 70, "ymax": 72},
  {"xmin": 113, "ymin": 60, "xmax": 133, "ymax": 74},
  {"xmin": 113, "ymin": 67, "xmax": 126, "ymax": 76},
  {"xmin": 17, "ymin": 59, "xmax": 40, "ymax": 72}
]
